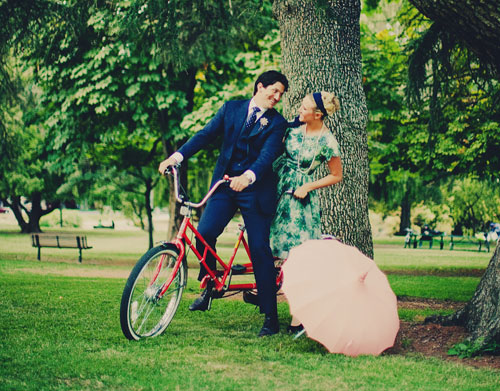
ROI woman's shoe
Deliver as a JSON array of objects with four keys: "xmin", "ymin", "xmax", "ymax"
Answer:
[{"xmin": 286, "ymin": 324, "xmax": 304, "ymax": 334}]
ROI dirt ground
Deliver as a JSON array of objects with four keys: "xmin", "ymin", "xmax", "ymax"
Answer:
[{"xmin": 388, "ymin": 298, "xmax": 500, "ymax": 370}]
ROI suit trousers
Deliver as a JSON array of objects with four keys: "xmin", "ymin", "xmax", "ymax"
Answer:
[{"xmin": 195, "ymin": 185, "xmax": 277, "ymax": 316}]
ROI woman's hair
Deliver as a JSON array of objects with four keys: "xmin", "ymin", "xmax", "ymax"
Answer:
[{"xmin": 307, "ymin": 91, "xmax": 340, "ymax": 117}]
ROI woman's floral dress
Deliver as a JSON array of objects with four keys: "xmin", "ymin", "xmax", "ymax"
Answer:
[{"xmin": 270, "ymin": 125, "xmax": 340, "ymax": 259}]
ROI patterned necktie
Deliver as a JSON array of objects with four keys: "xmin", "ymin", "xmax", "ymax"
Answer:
[{"xmin": 245, "ymin": 107, "xmax": 260, "ymax": 131}]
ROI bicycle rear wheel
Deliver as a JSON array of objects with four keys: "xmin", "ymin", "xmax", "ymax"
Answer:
[{"xmin": 120, "ymin": 243, "xmax": 187, "ymax": 340}]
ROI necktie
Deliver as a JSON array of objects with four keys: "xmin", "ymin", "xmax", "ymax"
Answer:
[{"xmin": 245, "ymin": 107, "xmax": 260, "ymax": 131}]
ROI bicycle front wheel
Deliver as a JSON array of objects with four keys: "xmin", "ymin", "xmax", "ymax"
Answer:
[{"xmin": 120, "ymin": 243, "xmax": 187, "ymax": 340}]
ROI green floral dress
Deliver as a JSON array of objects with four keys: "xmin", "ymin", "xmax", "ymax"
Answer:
[{"xmin": 270, "ymin": 125, "xmax": 340, "ymax": 259}]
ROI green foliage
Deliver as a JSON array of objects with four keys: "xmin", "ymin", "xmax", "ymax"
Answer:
[
  {"xmin": 361, "ymin": 2, "xmax": 429, "ymax": 219},
  {"xmin": 443, "ymin": 178, "xmax": 500, "ymax": 234},
  {"xmin": 448, "ymin": 338, "xmax": 500, "ymax": 358},
  {"xmin": 363, "ymin": 1, "xmax": 500, "ymax": 235},
  {"xmin": 402, "ymin": 3, "xmax": 500, "ymax": 179},
  {"xmin": 40, "ymin": 209, "xmax": 82, "ymax": 228},
  {"xmin": 1, "ymin": 0, "xmax": 278, "ymax": 237}
]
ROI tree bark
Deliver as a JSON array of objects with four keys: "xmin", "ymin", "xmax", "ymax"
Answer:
[
  {"xmin": 409, "ymin": 0, "xmax": 500, "ymax": 78},
  {"xmin": 426, "ymin": 241, "xmax": 500, "ymax": 348},
  {"xmin": 398, "ymin": 188, "xmax": 411, "ymax": 235},
  {"xmin": 274, "ymin": 0, "xmax": 373, "ymax": 257}
]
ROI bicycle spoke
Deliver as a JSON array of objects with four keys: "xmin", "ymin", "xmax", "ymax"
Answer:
[{"xmin": 120, "ymin": 244, "xmax": 187, "ymax": 340}]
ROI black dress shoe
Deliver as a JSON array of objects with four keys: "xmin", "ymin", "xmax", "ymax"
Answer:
[
  {"xmin": 258, "ymin": 315, "xmax": 279, "ymax": 337},
  {"xmin": 189, "ymin": 287, "xmax": 212, "ymax": 311},
  {"xmin": 286, "ymin": 324, "xmax": 304, "ymax": 334},
  {"xmin": 243, "ymin": 291, "xmax": 259, "ymax": 306}
]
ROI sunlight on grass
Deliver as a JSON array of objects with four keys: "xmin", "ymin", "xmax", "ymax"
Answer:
[
  {"xmin": 1, "ymin": 223, "xmax": 499, "ymax": 390},
  {"xmin": 1, "ymin": 272, "xmax": 498, "ymax": 391}
]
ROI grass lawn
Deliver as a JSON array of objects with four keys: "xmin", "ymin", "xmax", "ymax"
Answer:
[
  {"xmin": 0, "ymin": 226, "xmax": 498, "ymax": 390},
  {"xmin": 0, "ymin": 271, "xmax": 498, "ymax": 391}
]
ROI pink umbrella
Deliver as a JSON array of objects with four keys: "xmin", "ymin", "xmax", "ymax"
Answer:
[{"xmin": 282, "ymin": 239, "xmax": 399, "ymax": 356}]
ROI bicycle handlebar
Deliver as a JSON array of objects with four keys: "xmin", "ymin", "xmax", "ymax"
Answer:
[{"xmin": 163, "ymin": 165, "xmax": 230, "ymax": 209}]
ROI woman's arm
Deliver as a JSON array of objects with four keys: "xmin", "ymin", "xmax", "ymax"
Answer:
[{"xmin": 293, "ymin": 156, "xmax": 342, "ymax": 199}]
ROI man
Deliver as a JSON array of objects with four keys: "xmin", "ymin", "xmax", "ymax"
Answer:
[{"xmin": 158, "ymin": 70, "xmax": 289, "ymax": 337}]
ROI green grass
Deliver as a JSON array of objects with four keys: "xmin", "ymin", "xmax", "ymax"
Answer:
[
  {"xmin": 1, "ymin": 227, "xmax": 498, "ymax": 389},
  {"xmin": 0, "ymin": 271, "xmax": 498, "ymax": 391}
]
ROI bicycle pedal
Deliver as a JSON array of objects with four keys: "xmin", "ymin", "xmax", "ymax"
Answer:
[{"xmin": 231, "ymin": 264, "xmax": 247, "ymax": 275}]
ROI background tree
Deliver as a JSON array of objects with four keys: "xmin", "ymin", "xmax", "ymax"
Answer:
[
  {"xmin": 0, "ymin": 58, "xmax": 66, "ymax": 233},
  {"xmin": 409, "ymin": 0, "xmax": 500, "ymax": 78},
  {"xmin": 274, "ymin": 0, "xmax": 373, "ymax": 257},
  {"xmin": 1, "ymin": 0, "xmax": 277, "ymax": 242},
  {"xmin": 397, "ymin": 0, "xmax": 500, "ymax": 351}
]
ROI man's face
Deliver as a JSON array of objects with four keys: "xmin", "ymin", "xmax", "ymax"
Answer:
[{"xmin": 254, "ymin": 82, "xmax": 286, "ymax": 109}]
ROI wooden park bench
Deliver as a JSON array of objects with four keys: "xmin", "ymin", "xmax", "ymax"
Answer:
[
  {"xmin": 404, "ymin": 231, "xmax": 444, "ymax": 249},
  {"xmin": 449, "ymin": 235, "xmax": 490, "ymax": 252},
  {"xmin": 31, "ymin": 234, "xmax": 92, "ymax": 263}
]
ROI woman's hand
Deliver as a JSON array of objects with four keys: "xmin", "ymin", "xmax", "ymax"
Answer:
[{"xmin": 293, "ymin": 185, "xmax": 311, "ymax": 199}]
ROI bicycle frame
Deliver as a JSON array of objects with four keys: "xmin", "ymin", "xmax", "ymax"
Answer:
[
  {"xmin": 157, "ymin": 166, "xmax": 272, "ymax": 299},
  {"xmin": 172, "ymin": 217, "xmax": 256, "ymax": 293}
]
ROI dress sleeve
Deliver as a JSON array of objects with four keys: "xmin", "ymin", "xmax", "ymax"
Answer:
[{"xmin": 321, "ymin": 132, "xmax": 341, "ymax": 161}]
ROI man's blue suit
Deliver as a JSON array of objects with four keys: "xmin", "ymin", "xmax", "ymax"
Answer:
[{"xmin": 178, "ymin": 99, "xmax": 287, "ymax": 316}]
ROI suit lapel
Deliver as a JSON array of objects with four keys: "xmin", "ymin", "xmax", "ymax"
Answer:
[{"xmin": 234, "ymin": 100, "xmax": 250, "ymax": 137}]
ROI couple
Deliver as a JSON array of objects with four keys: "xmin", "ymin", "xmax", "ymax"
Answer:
[{"xmin": 158, "ymin": 70, "xmax": 342, "ymax": 337}]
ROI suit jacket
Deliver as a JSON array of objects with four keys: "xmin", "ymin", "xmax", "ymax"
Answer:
[{"xmin": 178, "ymin": 99, "xmax": 287, "ymax": 215}]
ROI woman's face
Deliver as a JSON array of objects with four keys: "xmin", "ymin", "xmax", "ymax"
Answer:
[{"xmin": 298, "ymin": 96, "xmax": 319, "ymax": 123}]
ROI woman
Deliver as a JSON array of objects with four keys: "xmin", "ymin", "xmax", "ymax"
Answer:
[{"xmin": 269, "ymin": 91, "xmax": 343, "ymax": 333}]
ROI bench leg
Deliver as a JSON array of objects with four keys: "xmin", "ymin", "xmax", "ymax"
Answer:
[
  {"xmin": 37, "ymin": 247, "xmax": 41, "ymax": 261},
  {"xmin": 78, "ymin": 248, "xmax": 82, "ymax": 263}
]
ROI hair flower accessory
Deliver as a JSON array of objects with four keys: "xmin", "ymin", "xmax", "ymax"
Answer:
[{"xmin": 259, "ymin": 117, "xmax": 269, "ymax": 128}]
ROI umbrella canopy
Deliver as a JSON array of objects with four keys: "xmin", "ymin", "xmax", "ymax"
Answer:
[{"xmin": 282, "ymin": 239, "xmax": 399, "ymax": 356}]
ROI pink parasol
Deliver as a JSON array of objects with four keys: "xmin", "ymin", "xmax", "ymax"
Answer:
[{"xmin": 282, "ymin": 239, "xmax": 399, "ymax": 356}]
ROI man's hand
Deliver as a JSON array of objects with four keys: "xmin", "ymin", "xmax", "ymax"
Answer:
[
  {"xmin": 158, "ymin": 157, "xmax": 178, "ymax": 175},
  {"xmin": 229, "ymin": 175, "xmax": 250, "ymax": 192}
]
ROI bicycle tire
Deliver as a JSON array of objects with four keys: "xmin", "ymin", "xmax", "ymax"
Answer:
[{"xmin": 120, "ymin": 243, "xmax": 187, "ymax": 340}]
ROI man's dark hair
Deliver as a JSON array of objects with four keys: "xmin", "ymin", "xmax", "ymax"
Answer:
[{"xmin": 253, "ymin": 70, "xmax": 289, "ymax": 95}]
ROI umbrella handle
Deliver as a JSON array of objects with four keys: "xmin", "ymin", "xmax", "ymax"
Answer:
[{"xmin": 293, "ymin": 328, "xmax": 306, "ymax": 340}]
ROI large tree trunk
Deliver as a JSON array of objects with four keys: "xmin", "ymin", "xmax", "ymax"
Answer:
[
  {"xmin": 7, "ymin": 193, "xmax": 57, "ymax": 233},
  {"xmin": 409, "ymin": 0, "xmax": 500, "ymax": 78},
  {"xmin": 426, "ymin": 241, "xmax": 500, "ymax": 348},
  {"xmin": 274, "ymin": 0, "xmax": 373, "ymax": 257}
]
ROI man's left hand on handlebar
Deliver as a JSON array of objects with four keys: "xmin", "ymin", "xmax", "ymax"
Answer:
[
  {"xmin": 229, "ymin": 175, "xmax": 250, "ymax": 192},
  {"xmin": 158, "ymin": 157, "xmax": 178, "ymax": 175}
]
